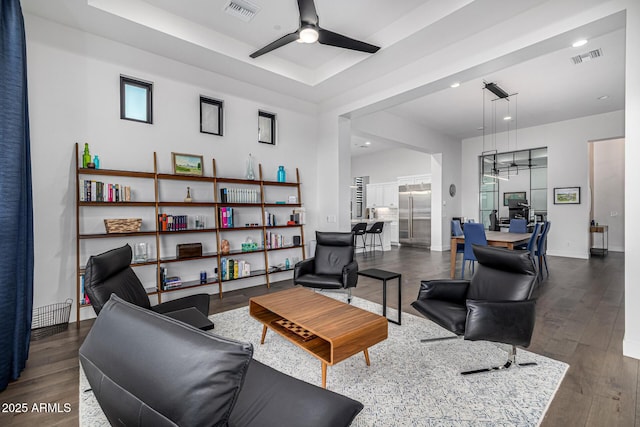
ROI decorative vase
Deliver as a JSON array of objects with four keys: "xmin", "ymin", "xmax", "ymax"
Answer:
[
  {"xmin": 277, "ymin": 166, "xmax": 286, "ymax": 182},
  {"xmin": 246, "ymin": 154, "xmax": 256, "ymax": 180}
]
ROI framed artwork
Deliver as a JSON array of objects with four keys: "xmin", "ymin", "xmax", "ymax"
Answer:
[
  {"xmin": 503, "ymin": 191, "xmax": 526, "ymax": 206},
  {"xmin": 554, "ymin": 187, "xmax": 581, "ymax": 204},
  {"xmin": 120, "ymin": 75, "xmax": 153, "ymax": 124},
  {"xmin": 172, "ymin": 152, "xmax": 204, "ymax": 176},
  {"xmin": 258, "ymin": 110, "xmax": 276, "ymax": 145},
  {"xmin": 200, "ymin": 96, "xmax": 223, "ymax": 136}
]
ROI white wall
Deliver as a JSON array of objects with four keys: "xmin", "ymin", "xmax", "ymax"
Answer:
[
  {"xmin": 351, "ymin": 147, "xmax": 431, "ymax": 184},
  {"xmin": 593, "ymin": 138, "xmax": 625, "ymax": 252},
  {"xmin": 461, "ymin": 111, "xmax": 624, "ymax": 259},
  {"xmin": 25, "ymin": 15, "xmax": 321, "ymax": 321}
]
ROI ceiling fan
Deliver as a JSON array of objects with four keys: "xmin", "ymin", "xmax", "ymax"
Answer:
[{"xmin": 249, "ymin": 0, "xmax": 380, "ymax": 59}]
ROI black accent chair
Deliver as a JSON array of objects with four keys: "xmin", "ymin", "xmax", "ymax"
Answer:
[
  {"xmin": 80, "ymin": 295, "xmax": 363, "ymax": 427},
  {"xmin": 411, "ymin": 245, "xmax": 538, "ymax": 375},
  {"xmin": 84, "ymin": 244, "xmax": 214, "ymax": 331},
  {"xmin": 294, "ymin": 232, "xmax": 358, "ymax": 303},
  {"xmin": 365, "ymin": 221, "xmax": 384, "ymax": 253}
]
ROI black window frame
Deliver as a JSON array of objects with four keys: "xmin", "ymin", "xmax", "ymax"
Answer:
[
  {"xmin": 120, "ymin": 75, "xmax": 153, "ymax": 124},
  {"xmin": 258, "ymin": 110, "xmax": 276, "ymax": 145},
  {"xmin": 200, "ymin": 96, "xmax": 224, "ymax": 136}
]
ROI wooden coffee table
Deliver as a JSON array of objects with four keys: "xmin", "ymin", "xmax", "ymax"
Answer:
[{"xmin": 249, "ymin": 288, "xmax": 388, "ymax": 388}]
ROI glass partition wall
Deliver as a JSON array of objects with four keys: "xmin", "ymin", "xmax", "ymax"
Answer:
[{"xmin": 479, "ymin": 147, "xmax": 547, "ymax": 228}]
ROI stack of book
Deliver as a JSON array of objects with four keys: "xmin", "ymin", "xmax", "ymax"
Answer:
[
  {"xmin": 219, "ymin": 207, "xmax": 234, "ymax": 228},
  {"xmin": 219, "ymin": 187, "xmax": 260, "ymax": 203},
  {"xmin": 163, "ymin": 276, "xmax": 182, "ymax": 290},
  {"xmin": 220, "ymin": 258, "xmax": 251, "ymax": 280},
  {"xmin": 80, "ymin": 180, "xmax": 131, "ymax": 202},
  {"xmin": 158, "ymin": 214, "xmax": 189, "ymax": 231},
  {"xmin": 265, "ymin": 231, "xmax": 285, "ymax": 249}
]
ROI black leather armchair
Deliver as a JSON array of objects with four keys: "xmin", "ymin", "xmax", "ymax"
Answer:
[
  {"xmin": 411, "ymin": 244, "xmax": 538, "ymax": 375},
  {"xmin": 80, "ymin": 295, "xmax": 363, "ymax": 427},
  {"xmin": 84, "ymin": 244, "xmax": 214, "ymax": 330},
  {"xmin": 294, "ymin": 232, "xmax": 358, "ymax": 303}
]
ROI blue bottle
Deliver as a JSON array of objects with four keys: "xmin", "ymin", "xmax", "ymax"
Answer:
[
  {"xmin": 285, "ymin": 258, "xmax": 290, "ymax": 270},
  {"xmin": 93, "ymin": 155, "xmax": 100, "ymax": 169},
  {"xmin": 277, "ymin": 166, "xmax": 286, "ymax": 182}
]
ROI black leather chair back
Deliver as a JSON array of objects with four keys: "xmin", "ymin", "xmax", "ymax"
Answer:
[
  {"xmin": 314, "ymin": 232, "xmax": 354, "ymax": 276},
  {"xmin": 84, "ymin": 244, "xmax": 152, "ymax": 314},
  {"xmin": 467, "ymin": 245, "xmax": 537, "ymax": 302}
]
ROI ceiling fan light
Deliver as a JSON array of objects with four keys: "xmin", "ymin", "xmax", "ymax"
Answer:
[{"xmin": 299, "ymin": 27, "xmax": 319, "ymax": 43}]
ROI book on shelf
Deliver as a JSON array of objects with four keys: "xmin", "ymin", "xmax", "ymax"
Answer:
[{"xmin": 79, "ymin": 179, "xmax": 131, "ymax": 202}]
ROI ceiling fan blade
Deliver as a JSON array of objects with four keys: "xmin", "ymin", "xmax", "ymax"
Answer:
[
  {"xmin": 250, "ymin": 31, "xmax": 300, "ymax": 58},
  {"xmin": 297, "ymin": 0, "xmax": 318, "ymax": 25},
  {"xmin": 318, "ymin": 28, "xmax": 380, "ymax": 54}
]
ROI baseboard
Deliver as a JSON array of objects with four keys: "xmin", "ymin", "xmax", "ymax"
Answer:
[
  {"xmin": 547, "ymin": 249, "xmax": 589, "ymax": 259},
  {"xmin": 431, "ymin": 245, "xmax": 445, "ymax": 252},
  {"xmin": 623, "ymin": 338, "xmax": 640, "ymax": 360}
]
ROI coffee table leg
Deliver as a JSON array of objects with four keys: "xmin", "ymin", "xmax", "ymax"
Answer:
[
  {"xmin": 322, "ymin": 362, "xmax": 327, "ymax": 389},
  {"xmin": 260, "ymin": 325, "xmax": 268, "ymax": 344},
  {"xmin": 363, "ymin": 348, "xmax": 371, "ymax": 366}
]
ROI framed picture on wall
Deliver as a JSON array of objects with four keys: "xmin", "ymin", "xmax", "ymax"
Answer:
[
  {"xmin": 172, "ymin": 153, "xmax": 204, "ymax": 176},
  {"xmin": 503, "ymin": 191, "xmax": 526, "ymax": 206},
  {"xmin": 554, "ymin": 187, "xmax": 581, "ymax": 204}
]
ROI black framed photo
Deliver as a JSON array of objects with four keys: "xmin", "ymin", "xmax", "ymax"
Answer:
[
  {"xmin": 258, "ymin": 110, "xmax": 276, "ymax": 145},
  {"xmin": 554, "ymin": 187, "xmax": 581, "ymax": 204},
  {"xmin": 200, "ymin": 96, "xmax": 223, "ymax": 136},
  {"xmin": 503, "ymin": 191, "xmax": 526, "ymax": 206},
  {"xmin": 120, "ymin": 75, "xmax": 153, "ymax": 124}
]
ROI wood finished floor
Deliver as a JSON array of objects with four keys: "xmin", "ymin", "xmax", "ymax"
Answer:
[{"xmin": 0, "ymin": 247, "xmax": 634, "ymax": 426}]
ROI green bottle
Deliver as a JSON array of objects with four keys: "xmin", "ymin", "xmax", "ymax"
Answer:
[{"xmin": 82, "ymin": 143, "xmax": 91, "ymax": 168}]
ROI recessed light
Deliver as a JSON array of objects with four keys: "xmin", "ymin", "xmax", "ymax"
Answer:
[
  {"xmin": 503, "ymin": 116, "xmax": 512, "ymax": 121},
  {"xmin": 572, "ymin": 39, "xmax": 588, "ymax": 48},
  {"xmin": 450, "ymin": 82, "xmax": 460, "ymax": 88},
  {"xmin": 364, "ymin": 141, "xmax": 371, "ymax": 145},
  {"xmin": 477, "ymin": 126, "xmax": 484, "ymax": 131},
  {"xmin": 597, "ymin": 95, "xmax": 609, "ymax": 100}
]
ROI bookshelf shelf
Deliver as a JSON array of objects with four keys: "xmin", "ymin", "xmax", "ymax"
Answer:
[{"xmin": 75, "ymin": 143, "xmax": 306, "ymax": 327}]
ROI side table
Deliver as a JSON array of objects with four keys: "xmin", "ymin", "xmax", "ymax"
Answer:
[
  {"xmin": 357, "ymin": 268, "xmax": 402, "ymax": 325},
  {"xmin": 590, "ymin": 225, "xmax": 608, "ymax": 257}
]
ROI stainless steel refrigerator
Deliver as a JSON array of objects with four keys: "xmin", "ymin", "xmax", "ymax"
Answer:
[{"xmin": 399, "ymin": 183, "xmax": 431, "ymax": 247}]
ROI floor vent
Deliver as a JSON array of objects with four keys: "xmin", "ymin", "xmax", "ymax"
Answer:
[
  {"xmin": 223, "ymin": 0, "xmax": 260, "ymax": 22},
  {"xmin": 571, "ymin": 48, "xmax": 603, "ymax": 64}
]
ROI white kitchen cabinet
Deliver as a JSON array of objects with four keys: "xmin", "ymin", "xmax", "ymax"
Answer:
[
  {"xmin": 367, "ymin": 182, "xmax": 398, "ymax": 208},
  {"xmin": 398, "ymin": 174, "xmax": 431, "ymax": 186}
]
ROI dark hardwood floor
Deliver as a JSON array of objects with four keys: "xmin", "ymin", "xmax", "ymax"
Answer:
[{"xmin": 0, "ymin": 247, "xmax": 634, "ymax": 426}]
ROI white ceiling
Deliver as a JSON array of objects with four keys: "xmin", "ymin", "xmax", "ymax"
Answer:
[{"xmin": 21, "ymin": 0, "xmax": 625, "ymax": 156}]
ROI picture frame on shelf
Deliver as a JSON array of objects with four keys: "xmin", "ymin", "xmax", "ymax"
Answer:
[
  {"xmin": 172, "ymin": 152, "xmax": 204, "ymax": 176},
  {"xmin": 258, "ymin": 110, "xmax": 276, "ymax": 145},
  {"xmin": 554, "ymin": 186, "xmax": 581, "ymax": 204},
  {"xmin": 200, "ymin": 96, "xmax": 223, "ymax": 136},
  {"xmin": 503, "ymin": 191, "xmax": 526, "ymax": 206}
]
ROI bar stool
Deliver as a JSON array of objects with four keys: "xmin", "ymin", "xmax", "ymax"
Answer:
[
  {"xmin": 365, "ymin": 222, "xmax": 384, "ymax": 254},
  {"xmin": 351, "ymin": 222, "xmax": 367, "ymax": 254}
]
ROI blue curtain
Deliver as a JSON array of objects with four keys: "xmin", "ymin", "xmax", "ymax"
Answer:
[{"xmin": 0, "ymin": 0, "xmax": 34, "ymax": 391}]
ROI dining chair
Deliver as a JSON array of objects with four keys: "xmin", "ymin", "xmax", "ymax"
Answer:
[
  {"xmin": 461, "ymin": 222, "xmax": 487, "ymax": 279},
  {"xmin": 509, "ymin": 218, "xmax": 528, "ymax": 233},
  {"xmin": 515, "ymin": 222, "xmax": 541, "ymax": 252},
  {"xmin": 535, "ymin": 221, "xmax": 551, "ymax": 279}
]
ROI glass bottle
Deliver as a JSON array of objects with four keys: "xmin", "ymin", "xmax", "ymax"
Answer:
[
  {"xmin": 82, "ymin": 143, "xmax": 91, "ymax": 168},
  {"xmin": 93, "ymin": 154, "xmax": 100, "ymax": 169},
  {"xmin": 277, "ymin": 166, "xmax": 286, "ymax": 182},
  {"xmin": 246, "ymin": 153, "xmax": 256, "ymax": 180}
]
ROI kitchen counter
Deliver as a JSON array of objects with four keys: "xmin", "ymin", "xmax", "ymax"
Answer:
[{"xmin": 351, "ymin": 219, "xmax": 392, "ymax": 252}]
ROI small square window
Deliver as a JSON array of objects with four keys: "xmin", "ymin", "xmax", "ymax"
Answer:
[
  {"xmin": 258, "ymin": 110, "xmax": 276, "ymax": 145},
  {"xmin": 120, "ymin": 76, "xmax": 153, "ymax": 124},
  {"xmin": 200, "ymin": 96, "xmax": 223, "ymax": 136}
]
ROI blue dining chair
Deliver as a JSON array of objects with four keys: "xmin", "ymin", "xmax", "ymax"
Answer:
[
  {"xmin": 509, "ymin": 218, "xmax": 527, "ymax": 233},
  {"xmin": 535, "ymin": 221, "xmax": 551, "ymax": 279},
  {"xmin": 461, "ymin": 222, "xmax": 487, "ymax": 279},
  {"xmin": 516, "ymin": 222, "xmax": 541, "ymax": 251}
]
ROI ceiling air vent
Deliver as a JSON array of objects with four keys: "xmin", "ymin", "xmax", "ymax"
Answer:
[
  {"xmin": 571, "ymin": 48, "xmax": 603, "ymax": 64},
  {"xmin": 223, "ymin": 0, "xmax": 260, "ymax": 22}
]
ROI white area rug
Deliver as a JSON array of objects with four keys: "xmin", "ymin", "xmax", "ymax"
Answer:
[{"xmin": 80, "ymin": 296, "xmax": 568, "ymax": 426}]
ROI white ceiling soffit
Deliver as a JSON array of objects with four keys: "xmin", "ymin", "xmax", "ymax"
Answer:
[{"xmin": 86, "ymin": 0, "xmax": 474, "ymax": 87}]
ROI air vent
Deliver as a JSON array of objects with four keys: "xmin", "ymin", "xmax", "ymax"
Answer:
[
  {"xmin": 223, "ymin": 0, "xmax": 260, "ymax": 22},
  {"xmin": 571, "ymin": 48, "xmax": 603, "ymax": 64}
]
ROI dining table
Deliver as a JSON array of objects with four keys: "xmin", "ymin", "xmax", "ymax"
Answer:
[{"xmin": 450, "ymin": 230, "xmax": 532, "ymax": 278}]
